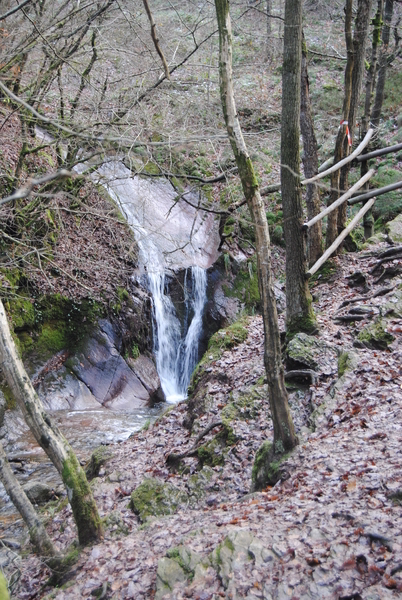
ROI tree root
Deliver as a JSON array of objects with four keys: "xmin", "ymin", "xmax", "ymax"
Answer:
[{"xmin": 166, "ymin": 421, "xmax": 223, "ymax": 468}]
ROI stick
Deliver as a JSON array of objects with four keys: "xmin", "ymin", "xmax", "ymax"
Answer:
[
  {"xmin": 302, "ymin": 128, "xmax": 374, "ymax": 185},
  {"xmin": 142, "ymin": 0, "xmax": 170, "ymax": 80},
  {"xmin": 307, "ymin": 198, "xmax": 376, "ymax": 277},
  {"xmin": 303, "ymin": 169, "xmax": 375, "ymax": 230}
]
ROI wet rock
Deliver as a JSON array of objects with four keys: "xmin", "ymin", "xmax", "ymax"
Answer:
[
  {"xmin": 22, "ymin": 481, "xmax": 53, "ymax": 504},
  {"xmin": 129, "ymin": 477, "xmax": 188, "ymax": 521},
  {"xmin": 127, "ymin": 355, "xmax": 164, "ymax": 402},
  {"xmin": 286, "ymin": 333, "xmax": 338, "ymax": 376},
  {"xmin": 386, "ymin": 214, "xmax": 402, "ymax": 244}
]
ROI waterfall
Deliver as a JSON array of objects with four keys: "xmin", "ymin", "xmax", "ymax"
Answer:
[
  {"xmin": 91, "ymin": 160, "xmax": 211, "ymax": 403},
  {"xmin": 149, "ymin": 266, "xmax": 207, "ymax": 403}
]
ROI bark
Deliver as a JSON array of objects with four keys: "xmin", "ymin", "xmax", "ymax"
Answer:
[
  {"xmin": 300, "ymin": 33, "xmax": 322, "ymax": 267},
  {"xmin": 371, "ymin": 0, "xmax": 394, "ymax": 126},
  {"xmin": 338, "ymin": 0, "xmax": 373, "ymax": 237},
  {"xmin": 281, "ymin": 0, "xmax": 315, "ymax": 334},
  {"xmin": 266, "ymin": 0, "xmax": 272, "ymax": 60},
  {"xmin": 0, "ymin": 441, "xmax": 58, "ymax": 558},
  {"xmin": 0, "ymin": 300, "xmax": 102, "ymax": 545},
  {"xmin": 214, "ymin": 0, "xmax": 297, "ymax": 453},
  {"xmin": 326, "ymin": 0, "xmax": 354, "ymax": 249}
]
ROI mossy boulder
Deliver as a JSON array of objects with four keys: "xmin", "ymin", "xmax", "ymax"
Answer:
[
  {"xmin": 186, "ymin": 466, "xmax": 214, "ymax": 502},
  {"xmin": 22, "ymin": 481, "xmax": 53, "ymax": 504},
  {"xmin": 197, "ymin": 437, "xmax": 225, "ymax": 468},
  {"xmin": 337, "ymin": 350, "xmax": 358, "ymax": 378},
  {"xmin": 286, "ymin": 333, "xmax": 338, "ymax": 376},
  {"xmin": 386, "ymin": 214, "xmax": 402, "ymax": 244},
  {"xmin": 129, "ymin": 477, "xmax": 188, "ymax": 522},
  {"xmin": 85, "ymin": 445, "xmax": 114, "ymax": 480},
  {"xmin": 356, "ymin": 318, "xmax": 395, "ymax": 350}
]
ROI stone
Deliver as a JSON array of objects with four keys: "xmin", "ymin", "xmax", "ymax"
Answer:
[
  {"xmin": 386, "ymin": 213, "xmax": 402, "ymax": 244},
  {"xmin": 85, "ymin": 446, "xmax": 114, "ymax": 480},
  {"xmin": 286, "ymin": 333, "xmax": 338, "ymax": 376},
  {"xmin": 186, "ymin": 466, "xmax": 214, "ymax": 503},
  {"xmin": 129, "ymin": 477, "xmax": 188, "ymax": 521},
  {"xmin": 22, "ymin": 481, "xmax": 53, "ymax": 504},
  {"xmin": 155, "ymin": 557, "xmax": 187, "ymax": 600},
  {"xmin": 385, "ymin": 286, "xmax": 402, "ymax": 318}
]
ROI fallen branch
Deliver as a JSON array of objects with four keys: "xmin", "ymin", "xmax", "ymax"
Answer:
[
  {"xmin": 348, "ymin": 180, "xmax": 402, "ymax": 205},
  {"xmin": 166, "ymin": 421, "xmax": 223, "ymax": 466},
  {"xmin": 378, "ymin": 245, "xmax": 402, "ymax": 259},
  {"xmin": 370, "ymin": 252, "xmax": 402, "ymax": 273},
  {"xmin": 260, "ymin": 183, "xmax": 281, "ymax": 196},
  {"xmin": 334, "ymin": 314, "xmax": 371, "ymax": 323},
  {"xmin": 355, "ymin": 142, "xmax": 402, "ymax": 162}
]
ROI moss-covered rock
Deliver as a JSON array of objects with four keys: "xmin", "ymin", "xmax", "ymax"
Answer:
[
  {"xmin": 222, "ymin": 257, "xmax": 260, "ymax": 312},
  {"xmin": 251, "ymin": 441, "xmax": 290, "ymax": 491},
  {"xmin": 386, "ymin": 213, "xmax": 402, "ymax": 243},
  {"xmin": 286, "ymin": 332, "xmax": 338, "ymax": 376},
  {"xmin": 197, "ymin": 437, "xmax": 225, "ymax": 468},
  {"xmin": 85, "ymin": 446, "xmax": 114, "ymax": 480},
  {"xmin": 357, "ymin": 318, "xmax": 395, "ymax": 350},
  {"xmin": 155, "ymin": 557, "xmax": 188, "ymax": 600},
  {"xmin": 129, "ymin": 477, "xmax": 188, "ymax": 522},
  {"xmin": 186, "ymin": 466, "xmax": 214, "ymax": 502},
  {"xmin": 0, "ymin": 571, "xmax": 9, "ymax": 600}
]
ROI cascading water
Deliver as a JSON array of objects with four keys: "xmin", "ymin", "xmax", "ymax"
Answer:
[
  {"xmin": 93, "ymin": 161, "xmax": 211, "ymax": 403},
  {"xmin": 149, "ymin": 266, "xmax": 207, "ymax": 402}
]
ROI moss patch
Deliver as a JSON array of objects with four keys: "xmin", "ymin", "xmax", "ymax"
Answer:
[
  {"xmin": 85, "ymin": 445, "xmax": 114, "ymax": 480},
  {"xmin": 223, "ymin": 257, "xmax": 260, "ymax": 312},
  {"xmin": 129, "ymin": 477, "xmax": 188, "ymax": 522}
]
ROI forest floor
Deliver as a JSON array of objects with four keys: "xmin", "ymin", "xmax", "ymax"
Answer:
[{"xmin": 6, "ymin": 239, "xmax": 402, "ymax": 600}]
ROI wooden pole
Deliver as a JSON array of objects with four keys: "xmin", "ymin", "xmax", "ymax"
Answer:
[
  {"xmin": 302, "ymin": 128, "xmax": 374, "ymax": 185},
  {"xmin": 348, "ymin": 180, "xmax": 402, "ymax": 205},
  {"xmin": 356, "ymin": 142, "xmax": 402, "ymax": 162},
  {"xmin": 303, "ymin": 168, "xmax": 375, "ymax": 230},
  {"xmin": 307, "ymin": 197, "xmax": 376, "ymax": 277}
]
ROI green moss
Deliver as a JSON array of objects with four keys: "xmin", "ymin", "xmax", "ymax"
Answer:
[
  {"xmin": 206, "ymin": 317, "xmax": 249, "ymax": 360},
  {"xmin": 286, "ymin": 308, "xmax": 317, "ymax": 339},
  {"xmin": 1, "ymin": 383, "xmax": 16, "ymax": 410},
  {"xmin": 309, "ymin": 259, "xmax": 337, "ymax": 284},
  {"xmin": 37, "ymin": 322, "xmax": 68, "ymax": 354},
  {"xmin": 0, "ymin": 570, "xmax": 10, "ymax": 600},
  {"xmin": 7, "ymin": 296, "xmax": 35, "ymax": 330},
  {"xmin": 62, "ymin": 451, "xmax": 102, "ymax": 545},
  {"xmin": 357, "ymin": 318, "xmax": 395, "ymax": 350}
]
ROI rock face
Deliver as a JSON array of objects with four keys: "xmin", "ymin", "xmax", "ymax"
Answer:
[
  {"xmin": 286, "ymin": 333, "xmax": 338, "ymax": 376},
  {"xmin": 38, "ymin": 319, "xmax": 162, "ymax": 412}
]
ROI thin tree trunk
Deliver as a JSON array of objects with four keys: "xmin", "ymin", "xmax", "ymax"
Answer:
[
  {"xmin": 371, "ymin": 0, "xmax": 394, "ymax": 127},
  {"xmin": 362, "ymin": 0, "xmax": 384, "ymax": 239},
  {"xmin": 266, "ymin": 0, "xmax": 272, "ymax": 61},
  {"xmin": 281, "ymin": 0, "xmax": 315, "ymax": 334},
  {"xmin": 0, "ymin": 300, "xmax": 102, "ymax": 545},
  {"xmin": 0, "ymin": 441, "xmax": 59, "ymax": 559},
  {"xmin": 326, "ymin": 0, "xmax": 354, "ymax": 249},
  {"xmin": 214, "ymin": 0, "xmax": 297, "ymax": 455},
  {"xmin": 300, "ymin": 32, "xmax": 322, "ymax": 267},
  {"xmin": 338, "ymin": 0, "xmax": 373, "ymax": 237}
]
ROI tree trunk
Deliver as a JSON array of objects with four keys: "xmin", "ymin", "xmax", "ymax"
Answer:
[
  {"xmin": 371, "ymin": 0, "xmax": 394, "ymax": 127},
  {"xmin": 266, "ymin": 0, "xmax": 272, "ymax": 61},
  {"xmin": 362, "ymin": 0, "xmax": 384, "ymax": 239},
  {"xmin": 214, "ymin": 0, "xmax": 297, "ymax": 454},
  {"xmin": 338, "ymin": 0, "xmax": 373, "ymax": 237},
  {"xmin": 0, "ymin": 441, "xmax": 58, "ymax": 558},
  {"xmin": 300, "ymin": 33, "xmax": 322, "ymax": 267},
  {"xmin": 281, "ymin": 0, "xmax": 315, "ymax": 334},
  {"xmin": 326, "ymin": 0, "xmax": 354, "ymax": 249},
  {"xmin": 0, "ymin": 300, "xmax": 102, "ymax": 545}
]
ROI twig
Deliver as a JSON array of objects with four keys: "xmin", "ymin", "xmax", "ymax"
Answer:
[
  {"xmin": 0, "ymin": 170, "xmax": 72, "ymax": 206},
  {"xmin": 166, "ymin": 421, "xmax": 223, "ymax": 465}
]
